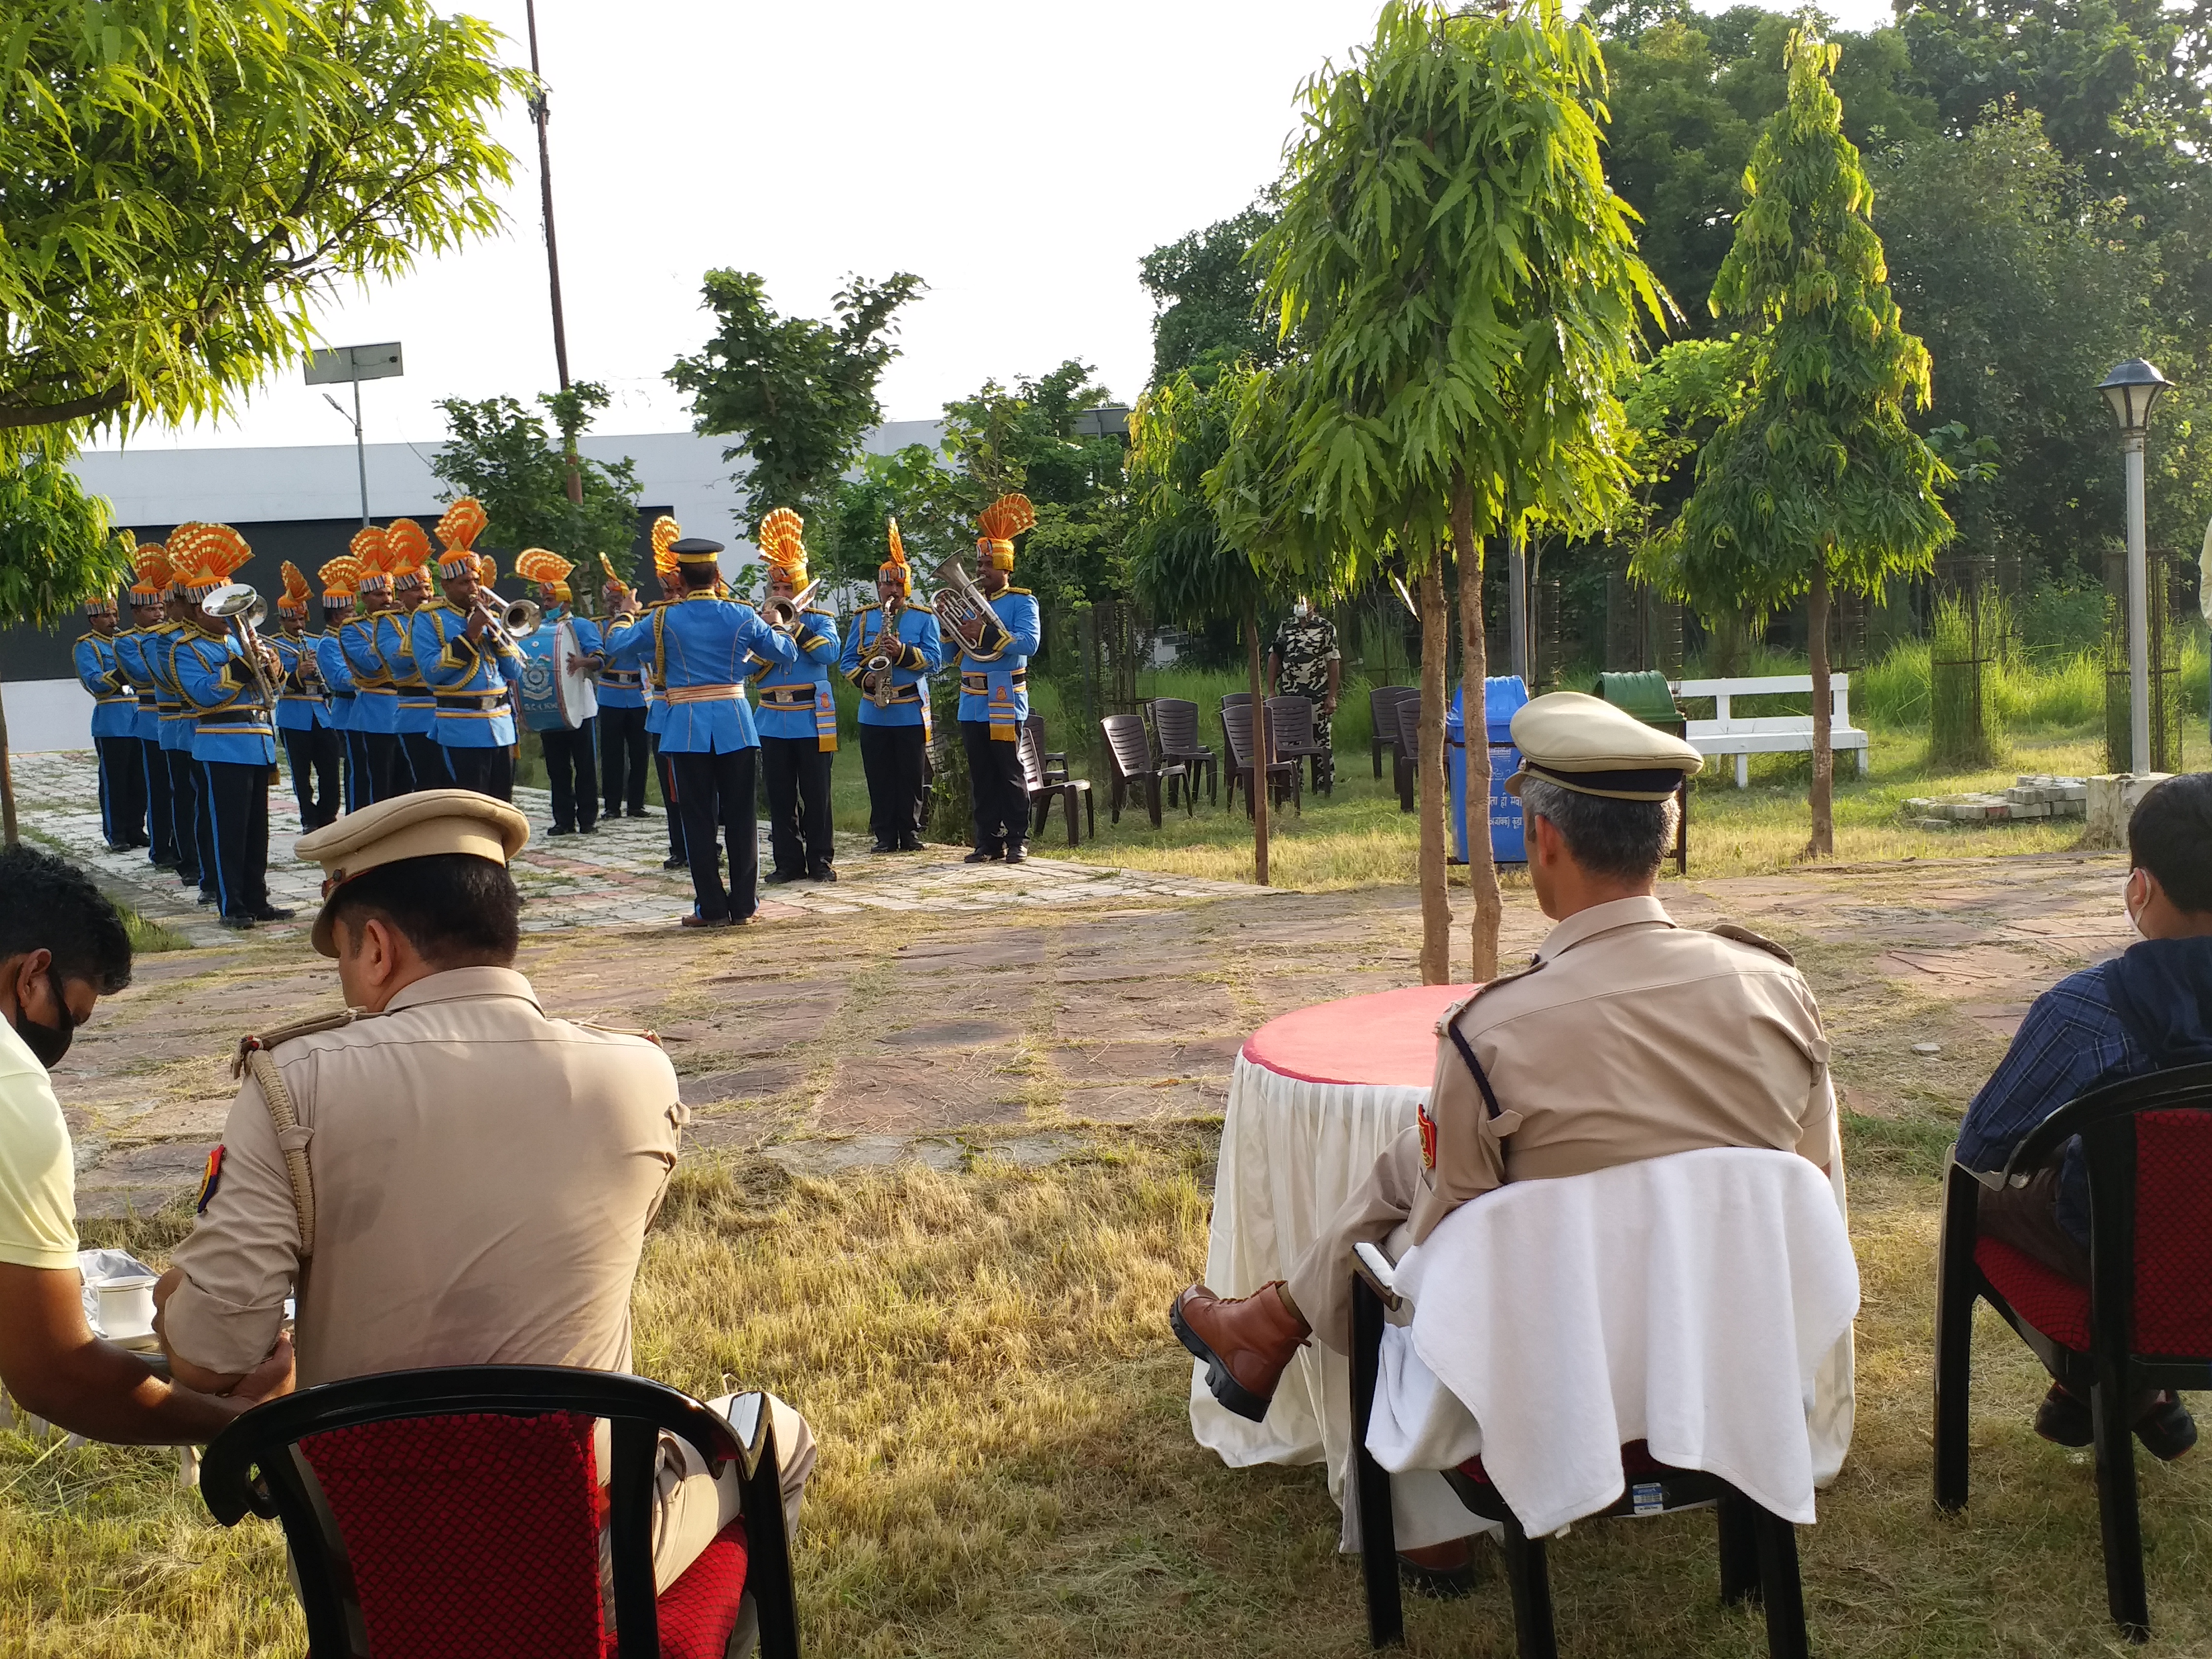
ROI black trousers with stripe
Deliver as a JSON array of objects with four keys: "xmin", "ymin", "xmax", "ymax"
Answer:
[
  {"xmin": 164, "ymin": 747, "xmax": 203, "ymax": 886},
  {"xmin": 281, "ymin": 724, "xmax": 343, "ymax": 830},
  {"xmin": 598, "ymin": 704, "xmax": 649, "ymax": 816},
  {"xmin": 361, "ymin": 732, "xmax": 406, "ymax": 804},
  {"xmin": 442, "ymin": 744, "xmax": 514, "ymax": 801},
  {"xmin": 95, "ymin": 733, "xmax": 148, "ymax": 846},
  {"xmin": 760, "ymin": 735, "xmax": 834, "ymax": 875},
  {"xmin": 401, "ymin": 730, "xmax": 449, "ymax": 793},
  {"xmin": 859, "ymin": 722, "xmax": 928, "ymax": 844},
  {"xmin": 541, "ymin": 721, "xmax": 598, "ymax": 830},
  {"xmin": 199, "ymin": 759, "xmax": 269, "ymax": 919},
  {"xmin": 141, "ymin": 737, "xmax": 176, "ymax": 865},
  {"xmin": 962, "ymin": 720, "xmax": 1028, "ymax": 853},
  {"xmin": 670, "ymin": 748, "xmax": 757, "ymax": 921}
]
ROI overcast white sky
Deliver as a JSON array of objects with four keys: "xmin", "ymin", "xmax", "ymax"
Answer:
[{"xmin": 108, "ymin": 0, "xmax": 1893, "ymax": 455}]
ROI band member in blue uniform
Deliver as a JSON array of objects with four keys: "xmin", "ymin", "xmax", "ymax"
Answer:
[
  {"xmin": 154, "ymin": 565, "xmax": 209, "ymax": 900},
  {"xmin": 410, "ymin": 501, "xmax": 523, "ymax": 800},
  {"xmin": 604, "ymin": 537, "xmax": 795, "ymax": 926},
  {"xmin": 340, "ymin": 525, "xmax": 405, "ymax": 805},
  {"xmin": 952, "ymin": 493, "xmax": 1044, "ymax": 864},
  {"xmin": 168, "ymin": 523, "xmax": 292, "ymax": 929},
  {"xmin": 383, "ymin": 517, "xmax": 443, "ymax": 792},
  {"xmin": 315, "ymin": 555, "xmax": 362, "ymax": 816},
  {"xmin": 750, "ymin": 509, "xmax": 841, "ymax": 884},
  {"xmin": 270, "ymin": 562, "xmax": 341, "ymax": 830},
  {"xmin": 638, "ymin": 528, "xmax": 688, "ymax": 870},
  {"xmin": 841, "ymin": 519, "xmax": 943, "ymax": 853},
  {"xmin": 76, "ymin": 587, "xmax": 145, "ymax": 852},
  {"xmin": 116, "ymin": 545, "xmax": 178, "ymax": 870},
  {"xmin": 596, "ymin": 549, "xmax": 653, "ymax": 823},
  {"xmin": 517, "ymin": 550, "xmax": 603, "ymax": 834}
]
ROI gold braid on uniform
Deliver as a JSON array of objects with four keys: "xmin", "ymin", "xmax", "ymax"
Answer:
[{"xmin": 232, "ymin": 1010, "xmax": 374, "ymax": 1254}]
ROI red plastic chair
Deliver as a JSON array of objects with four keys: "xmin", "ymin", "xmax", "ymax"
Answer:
[
  {"xmin": 199, "ymin": 1364, "xmax": 800, "ymax": 1659},
  {"xmin": 1933, "ymin": 1062, "xmax": 2212, "ymax": 1643}
]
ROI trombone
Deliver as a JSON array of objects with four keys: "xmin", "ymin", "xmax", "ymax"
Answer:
[
  {"xmin": 759, "ymin": 578, "xmax": 822, "ymax": 636},
  {"xmin": 201, "ymin": 583, "xmax": 281, "ymax": 714},
  {"xmin": 472, "ymin": 595, "xmax": 542, "ymax": 648}
]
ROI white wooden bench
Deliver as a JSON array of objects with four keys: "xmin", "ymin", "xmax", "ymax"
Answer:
[{"xmin": 1672, "ymin": 674, "xmax": 1869, "ymax": 789}]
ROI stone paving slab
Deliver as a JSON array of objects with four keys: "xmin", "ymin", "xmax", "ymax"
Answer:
[{"xmin": 11, "ymin": 747, "xmax": 1276, "ymax": 945}]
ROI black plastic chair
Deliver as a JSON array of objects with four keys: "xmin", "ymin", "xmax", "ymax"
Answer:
[
  {"xmin": 1221, "ymin": 699, "xmax": 1300, "ymax": 818},
  {"xmin": 1369, "ymin": 685, "xmax": 1416, "ymax": 780},
  {"xmin": 1102, "ymin": 712, "xmax": 1188, "ymax": 826},
  {"xmin": 1023, "ymin": 713, "xmax": 1068, "ymax": 784},
  {"xmin": 1266, "ymin": 695, "xmax": 1334, "ymax": 795},
  {"xmin": 200, "ymin": 1364, "xmax": 800, "ymax": 1659},
  {"xmin": 1933, "ymin": 1062, "xmax": 2212, "ymax": 1642},
  {"xmin": 1020, "ymin": 722, "xmax": 1092, "ymax": 845},
  {"xmin": 1351, "ymin": 1262, "xmax": 1809, "ymax": 1659},
  {"xmin": 1393, "ymin": 694, "xmax": 1422, "ymax": 812},
  {"xmin": 1147, "ymin": 698, "xmax": 1218, "ymax": 807}
]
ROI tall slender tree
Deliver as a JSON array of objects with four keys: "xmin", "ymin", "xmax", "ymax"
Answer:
[
  {"xmin": 1641, "ymin": 28, "xmax": 1952, "ymax": 857},
  {"xmin": 1247, "ymin": 0, "xmax": 1663, "ymax": 981}
]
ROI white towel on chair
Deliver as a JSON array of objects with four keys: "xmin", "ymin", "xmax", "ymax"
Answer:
[{"xmin": 1364, "ymin": 1146, "xmax": 1859, "ymax": 1537}]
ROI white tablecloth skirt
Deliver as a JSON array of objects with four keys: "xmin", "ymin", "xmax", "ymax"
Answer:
[{"xmin": 1190, "ymin": 1052, "xmax": 1473, "ymax": 1549}]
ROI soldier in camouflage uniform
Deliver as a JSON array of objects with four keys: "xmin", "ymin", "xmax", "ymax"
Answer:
[{"xmin": 1268, "ymin": 597, "xmax": 1342, "ymax": 752}]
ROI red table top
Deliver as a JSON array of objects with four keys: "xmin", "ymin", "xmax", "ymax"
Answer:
[{"xmin": 1241, "ymin": 984, "xmax": 1480, "ymax": 1088}]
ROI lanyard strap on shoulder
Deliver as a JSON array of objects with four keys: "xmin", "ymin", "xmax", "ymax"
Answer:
[{"xmin": 1445, "ymin": 1023, "xmax": 1505, "ymax": 1121}]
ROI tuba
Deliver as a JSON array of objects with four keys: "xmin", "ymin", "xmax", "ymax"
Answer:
[
  {"xmin": 202, "ymin": 583, "xmax": 281, "ymax": 712},
  {"xmin": 930, "ymin": 556, "xmax": 1010, "ymax": 660}
]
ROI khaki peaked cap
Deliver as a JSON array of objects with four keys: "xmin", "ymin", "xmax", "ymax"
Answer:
[
  {"xmin": 1505, "ymin": 691, "xmax": 1704, "ymax": 802},
  {"xmin": 293, "ymin": 789, "xmax": 530, "ymax": 956}
]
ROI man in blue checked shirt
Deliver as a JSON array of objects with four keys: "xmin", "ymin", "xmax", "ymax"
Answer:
[
  {"xmin": 603, "ymin": 537, "xmax": 795, "ymax": 926},
  {"xmin": 1958, "ymin": 773, "xmax": 2212, "ymax": 1456},
  {"xmin": 74, "ymin": 591, "xmax": 146, "ymax": 853}
]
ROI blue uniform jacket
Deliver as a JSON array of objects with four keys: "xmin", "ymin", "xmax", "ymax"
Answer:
[
  {"xmin": 839, "ymin": 603, "xmax": 943, "ymax": 729},
  {"xmin": 270, "ymin": 631, "xmax": 329, "ymax": 732},
  {"xmin": 75, "ymin": 632, "xmax": 137, "ymax": 739},
  {"xmin": 382, "ymin": 609, "xmax": 434, "ymax": 736},
  {"xmin": 604, "ymin": 594, "xmax": 795, "ymax": 754},
  {"xmin": 516, "ymin": 611, "xmax": 604, "ymax": 735},
  {"xmin": 594, "ymin": 606, "xmax": 646, "ymax": 710},
  {"xmin": 339, "ymin": 613, "xmax": 398, "ymax": 734},
  {"xmin": 152, "ymin": 624, "xmax": 198, "ymax": 752},
  {"xmin": 412, "ymin": 601, "xmax": 522, "ymax": 748},
  {"xmin": 752, "ymin": 608, "xmax": 841, "ymax": 747},
  {"xmin": 113, "ymin": 629, "xmax": 163, "ymax": 741},
  {"xmin": 955, "ymin": 587, "xmax": 1042, "ymax": 736},
  {"xmin": 316, "ymin": 632, "xmax": 356, "ymax": 730},
  {"xmin": 173, "ymin": 629, "xmax": 277, "ymax": 765}
]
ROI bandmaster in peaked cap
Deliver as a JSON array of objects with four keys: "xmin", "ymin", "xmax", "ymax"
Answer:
[
  {"xmin": 294, "ymin": 788, "xmax": 529, "ymax": 957},
  {"xmin": 1504, "ymin": 691, "xmax": 1704, "ymax": 802}
]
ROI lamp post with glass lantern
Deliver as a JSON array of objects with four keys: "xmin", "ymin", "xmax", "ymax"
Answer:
[{"xmin": 2097, "ymin": 358, "xmax": 2170, "ymax": 772}]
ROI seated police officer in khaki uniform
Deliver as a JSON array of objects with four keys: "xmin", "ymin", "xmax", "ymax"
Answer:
[
  {"xmin": 1173, "ymin": 694, "xmax": 1838, "ymax": 1583},
  {"xmin": 152, "ymin": 789, "xmax": 814, "ymax": 1595}
]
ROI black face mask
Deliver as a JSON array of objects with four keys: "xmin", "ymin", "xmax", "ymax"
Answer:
[{"xmin": 12, "ymin": 969, "xmax": 75, "ymax": 1070}]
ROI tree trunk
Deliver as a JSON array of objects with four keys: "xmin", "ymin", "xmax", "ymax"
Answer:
[
  {"xmin": 1806, "ymin": 563, "xmax": 1834, "ymax": 859},
  {"xmin": 0, "ymin": 680, "xmax": 16, "ymax": 847},
  {"xmin": 1246, "ymin": 599, "xmax": 1271, "ymax": 886},
  {"xmin": 927, "ymin": 678, "xmax": 972, "ymax": 846},
  {"xmin": 1454, "ymin": 479, "xmax": 1501, "ymax": 983},
  {"xmin": 1417, "ymin": 557, "xmax": 1450, "ymax": 984}
]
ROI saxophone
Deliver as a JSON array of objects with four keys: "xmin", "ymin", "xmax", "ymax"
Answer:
[{"xmin": 865, "ymin": 596, "xmax": 903, "ymax": 710}]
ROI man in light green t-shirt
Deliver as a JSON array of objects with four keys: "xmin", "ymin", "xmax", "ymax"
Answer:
[{"xmin": 0, "ymin": 845, "xmax": 290, "ymax": 1442}]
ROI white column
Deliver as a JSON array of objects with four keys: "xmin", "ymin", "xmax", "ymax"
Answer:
[{"xmin": 2125, "ymin": 432, "xmax": 2151, "ymax": 771}]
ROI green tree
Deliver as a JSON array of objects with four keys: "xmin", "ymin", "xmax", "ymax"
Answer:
[
  {"xmin": 1137, "ymin": 203, "xmax": 1285, "ymax": 387},
  {"xmin": 1251, "ymin": 0, "xmax": 1663, "ymax": 982},
  {"xmin": 0, "ymin": 0, "xmax": 521, "ymax": 455},
  {"xmin": 810, "ymin": 444, "xmax": 974, "ymax": 596},
  {"xmin": 666, "ymin": 271, "xmax": 925, "ymax": 535},
  {"xmin": 1643, "ymin": 29, "xmax": 1953, "ymax": 858},
  {"xmin": 431, "ymin": 382, "xmax": 644, "ymax": 601},
  {"xmin": 0, "ymin": 465, "xmax": 127, "ymax": 843}
]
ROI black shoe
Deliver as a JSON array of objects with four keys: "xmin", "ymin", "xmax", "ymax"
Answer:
[
  {"xmin": 963, "ymin": 849, "xmax": 1000, "ymax": 864},
  {"xmin": 1004, "ymin": 846, "xmax": 1028, "ymax": 865},
  {"xmin": 579, "ymin": 822, "xmax": 599, "ymax": 834},
  {"xmin": 548, "ymin": 825, "xmax": 575, "ymax": 837},
  {"xmin": 218, "ymin": 914, "xmax": 255, "ymax": 930},
  {"xmin": 104, "ymin": 841, "xmax": 132, "ymax": 855},
  {"xmin": 808, "ymin": 866, "xmax": 837, "ymax": 883},
  {"xmin": 252, "ymin": 905, "xmax": 295, "ymax": 923},
  {"xmin": 764, "ymin": 869, "xmax": 800, "ymax": 885},
  {"xmin": 870, "ymin": 839, "xmax": 897, "ymax": 854},
  {"xmin": 662, "ymin": 854, "xmax": 687, "ymax": 870},
  {"xmin": 897, "ymin": 835, "xmax": 925, "ymax": 852},
  {"xmin": 2137, "ymin": 1393, "xmax": 2198, "ymax": 1462},
  {"xmin": 2034, "ymin": 1383, "xmax": 2093, "ymax": 1448},
  {"xmin": 628, "ymin": 806, "xmax": 652, "ymax": 818},
  {"xmin": 196, "ymin": 890, "xmax": 217, "ymax": 906}
]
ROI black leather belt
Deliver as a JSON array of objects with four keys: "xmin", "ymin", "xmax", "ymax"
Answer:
[
  {"xmin": 435, "ymin": 692, "xmax": 507, "ymax": 709},
  {"xmin": 962, "ymin": 670, "xmax": 1026, "ymax": 693},
  {"xmin": 757, "ymin": 686, "xmax": 819, "ymax": 711},
  {"xmin": 599, "ymin": 669, "xmax": 641, "ymax": 686}
]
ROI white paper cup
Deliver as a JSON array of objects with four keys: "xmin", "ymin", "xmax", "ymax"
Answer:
[{"xmin": 96, "ymin": 1275, "xmax": 157, "ymax": 1339}]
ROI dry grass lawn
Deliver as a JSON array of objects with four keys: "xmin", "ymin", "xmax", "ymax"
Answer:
[{"xmin": 11, "ymin": 1109, "xmax": 2212, "ymax": 1658}]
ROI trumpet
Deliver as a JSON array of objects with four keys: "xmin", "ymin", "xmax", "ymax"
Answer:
[
  {"xmin": 202, "ymin": 583, "xmax": 281, "ymax": 713},
  {"xmin": 929, "ymin": 556, "xmax": 1009, "ymax": 659},
  {"xmin": 472, "ymin": 595, "xmax": 542, "ymax": 648},
  {"xmin": 863, "ymin": 596, "xmax": 903, "ymax": 709},
  {"xmin": 759, "ymin": 578, "xmax": 822, "ymax": 636}
]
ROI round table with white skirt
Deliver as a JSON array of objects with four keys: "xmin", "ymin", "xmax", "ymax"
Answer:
[{"xmin": 1190, "ymin": 984, "xmax": 1482, "ymax": 1551}]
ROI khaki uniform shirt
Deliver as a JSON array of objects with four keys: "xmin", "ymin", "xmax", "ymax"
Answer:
[
  {"xmin": 164, "ymin": 966, "xmax": 685, "ymax": 1388},
  {"xmin": 1407, "ymin": 895, "xmax": 1832, "ymax": 1244}
]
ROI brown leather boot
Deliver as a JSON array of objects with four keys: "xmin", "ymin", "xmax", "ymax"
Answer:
[{"xmin": 1171, "ymin": 1282, "xmax": 1310, "ymax": 1422}]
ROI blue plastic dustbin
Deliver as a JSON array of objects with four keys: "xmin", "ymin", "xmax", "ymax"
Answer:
[{"xmin": 1447, "ymin": 676, "xmax": 1530, "ymax": 865}]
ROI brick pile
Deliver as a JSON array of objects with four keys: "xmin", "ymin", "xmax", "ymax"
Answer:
[{"xmin": 1903, "ymin": 775, "xmax": 2088, "ymax": 830}]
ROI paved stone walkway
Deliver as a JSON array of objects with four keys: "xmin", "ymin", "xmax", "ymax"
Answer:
[{"xmin": 10, "ymin": 748, "xmax": 1271, "ymax": 946}]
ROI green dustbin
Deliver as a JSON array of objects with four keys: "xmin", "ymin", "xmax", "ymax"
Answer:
[{"xmin": 1591, "ymin": 670, "xmax": 1690, "ymax": 873}]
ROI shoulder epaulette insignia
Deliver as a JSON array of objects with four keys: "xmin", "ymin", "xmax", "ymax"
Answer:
[
  {"xmin": 232, "ymin": 1007, "xmax": 374, "ymax": 1077},
  {"xmin": 1003, "ymin": 586, "xmax": 1033, "ymax": 596},
  {"xmin": 572, "ymin": 1018, "xmax": 662, "ymax": 1046},
  {"xmin": 1706, "ymin": 922, "xmax": 1796, "ymax": 966},
  {"xmin": 1434, "ymin": 960, "xmax": 1546, "ymax": 1033}
]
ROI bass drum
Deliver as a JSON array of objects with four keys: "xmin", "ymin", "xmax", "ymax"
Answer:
[{"xmin": 553, "ymin": 616, "xmax": 599, "ymax": 728}]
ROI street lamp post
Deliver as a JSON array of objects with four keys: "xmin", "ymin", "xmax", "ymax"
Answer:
[
  {"xmin": 305, "ymin": 342, "xmax": 405, "ymax": 526},
  {"xmin": 2097, "ymin": 358, "xmax": 2170, "ymax": 773}
]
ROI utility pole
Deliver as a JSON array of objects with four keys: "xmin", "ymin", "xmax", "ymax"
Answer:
[{"xmin": 525, "ymin": 0, "xmax": 584, "ymax": 508}]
